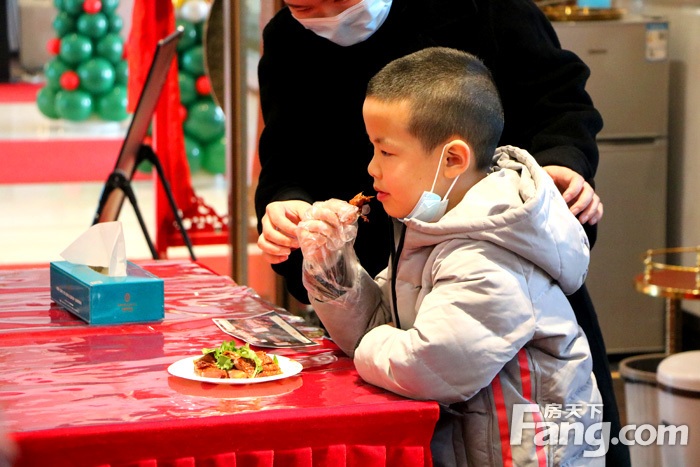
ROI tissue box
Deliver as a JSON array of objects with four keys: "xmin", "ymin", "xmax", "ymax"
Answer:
[{"xmin": 50, "ymin": 261, "xmax": 164, "ymax": 325}]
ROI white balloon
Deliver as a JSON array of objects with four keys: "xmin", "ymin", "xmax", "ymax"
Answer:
[{"xmin": 179, "ymin": 0, "xmax": 211, "ymax": 23}]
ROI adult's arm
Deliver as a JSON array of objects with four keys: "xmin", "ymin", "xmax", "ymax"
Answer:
[
  {"xmin": 472, "ymin": 0, "xmax": 604, "ymax": 243},
  {"xmin": 480, "ymin": 0, "xmax": 603, "ymax": 181},
  {"xmin": 255, "ymin": 16, "xmax": 316, "ymax": 225}
]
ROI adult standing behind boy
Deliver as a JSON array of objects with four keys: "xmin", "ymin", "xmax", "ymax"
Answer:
[
  {"xmin": 297, "ymin": 47, "xmax": 604, "ymax": 466},
  {"xmin": 255, "ymin": 1, "xmax": 628, "ymax": 465}
]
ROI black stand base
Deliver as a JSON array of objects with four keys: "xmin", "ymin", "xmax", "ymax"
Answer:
[{"xmin": 93, "ymin": 144, "xmax": 196, "ymax": 261}]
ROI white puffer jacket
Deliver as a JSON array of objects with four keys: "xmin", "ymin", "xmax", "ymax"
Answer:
[{"xmin": 311, "ymin": 146, "xmax": 603, "ymax": 466}]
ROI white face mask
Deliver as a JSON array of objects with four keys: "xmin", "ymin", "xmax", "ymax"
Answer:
[
  {"xmin": 292, "ymin": 0, "xmax": 392, "ymax": 47},
  {"xmin": 403, "ymin": 144, "xmax": 460, "ymax": 223}
]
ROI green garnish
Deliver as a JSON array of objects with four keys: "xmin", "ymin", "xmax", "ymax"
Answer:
[{"xmin": 202, "ymin": 341, "xmax": 263, "ymax": 377}]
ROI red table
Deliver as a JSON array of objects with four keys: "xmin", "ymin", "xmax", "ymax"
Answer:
[{"xmin": 0, "ymin": 261, "xmax": 439, "ymax": 466}]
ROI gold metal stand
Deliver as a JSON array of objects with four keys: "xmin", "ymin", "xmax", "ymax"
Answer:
[
  {"xmin": 539, "ymin": 4, "xmax": 624, "ymax": 21},
  {"xmin": 635, "ymin": 246, "xmax": 700, "ymax": 354}
]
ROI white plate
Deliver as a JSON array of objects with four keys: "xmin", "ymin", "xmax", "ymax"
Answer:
[{"xmin": 167, "ymin": 354, "xmax": 303, "ymax": 384}]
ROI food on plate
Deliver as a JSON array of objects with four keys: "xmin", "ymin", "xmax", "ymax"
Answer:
[
  {"xmin": 194, "ymin": 341, "xmax": 282, "ymax": 379},
  {"xmin": 348, "ymin": 192, "xmax": 373, "ymax": 222}
]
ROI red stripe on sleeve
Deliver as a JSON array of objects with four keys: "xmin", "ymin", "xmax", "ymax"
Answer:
[
  {"xmin": 518, "ymin": 349, "xmax": 548, "ymax": 467},
  {"xmin": 492, "ymin": 374, "xmax": 513, "ymax": 467}
]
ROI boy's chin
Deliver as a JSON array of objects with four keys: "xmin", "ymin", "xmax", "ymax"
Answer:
[{"xmin": 386, "ymin": 208, "xmax": 410, "ymax": 219}]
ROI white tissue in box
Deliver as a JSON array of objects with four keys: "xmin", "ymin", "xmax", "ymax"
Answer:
[{"xmin": 60, "ymin": 221, "xmax": 127, "ymax": 277}]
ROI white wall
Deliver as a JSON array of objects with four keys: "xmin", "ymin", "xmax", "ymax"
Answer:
[{"xmin": 644, "ymin": 1, "xmax": 700, "ymax": 313}]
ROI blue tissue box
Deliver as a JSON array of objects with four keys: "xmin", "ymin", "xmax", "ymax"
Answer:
[{"xmin": 50, "ymin": 261, "xmax": 164, "ymax": 325}]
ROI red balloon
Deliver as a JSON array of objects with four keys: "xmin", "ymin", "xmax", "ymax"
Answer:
[
  {"xmin": 179, "ymin": 104, "xmax": 188, "ymax": 122},
  {"xmin": 195, "ymin": 75, "xmax": 211, "ymax": 96},
  {"xmin": 59, "ymin": 70, "xmax": 80, "ymax": 91},
  {"xmin": 46, "ymin": 38, "xmax": 61, "ymax": 55},
  {"xmin": 83, "ymin": 0, "xmax": 102, "ymax": 14}
]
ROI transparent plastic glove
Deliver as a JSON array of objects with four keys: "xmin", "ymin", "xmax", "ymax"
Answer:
[{"xmin": 297, "ymin": 199, "xmax": 363, "ymax": 302}]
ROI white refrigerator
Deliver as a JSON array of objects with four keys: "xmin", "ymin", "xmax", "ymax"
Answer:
[{"xmin": 553, "ymin": 17, "xmax": 670, "ymax": 353}]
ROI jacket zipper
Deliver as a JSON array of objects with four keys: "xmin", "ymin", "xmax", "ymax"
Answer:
[{"xmin": 389, "ymin": 221, "xmax": 407, "ymax": 329}]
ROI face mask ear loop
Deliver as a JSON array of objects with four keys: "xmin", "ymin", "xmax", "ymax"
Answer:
[
  {"xmin": 430, "ymin": 144, "xmax": 460, "ymax": 200},
  {"xmin": 443, "ymin": 173, "xmax": 460, "ymax": 201},
  {"xmin": 429, "ymin": 145, "xmax": 449, "ymax": 193}
]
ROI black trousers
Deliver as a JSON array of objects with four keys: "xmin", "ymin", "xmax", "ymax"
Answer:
[{"xmin": 569, "ymin": 284, "xmax": 631, "ymax": 466}]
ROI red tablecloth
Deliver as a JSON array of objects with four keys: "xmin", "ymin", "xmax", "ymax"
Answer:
[{"xmin": 0, "ymin": 261, "xmax": 439, "ymax": 466}]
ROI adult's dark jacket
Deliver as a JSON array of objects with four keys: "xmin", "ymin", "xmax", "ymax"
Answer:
[{"xmin": 256, "ymin": 0, "xmax": 603, "ymax": 304}]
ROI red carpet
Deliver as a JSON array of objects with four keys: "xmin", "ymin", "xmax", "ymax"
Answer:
[
  {"xmin": 0, "ymin": 139, "xmax": 133, "ymax": 183},
  {"xmin": 0, "ymin": 81, "xmax": 152, "ymax": 184},
  {"xmin": 0, "ymin": 82, "xmax": 42, "ymax": 103}
]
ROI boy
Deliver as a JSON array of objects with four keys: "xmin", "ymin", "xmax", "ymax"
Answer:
[{"xmin": 297, "ymin": 47, "xmax": 604, "ymax": 466}]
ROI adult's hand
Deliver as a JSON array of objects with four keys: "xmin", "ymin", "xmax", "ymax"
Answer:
[
  {"xmin": 257, "ymin": 200, "xmax": 311, "ymax": 264},
  {"xmin": 543, "ymin": 165, "xmax": 604, "ymax": 226}
]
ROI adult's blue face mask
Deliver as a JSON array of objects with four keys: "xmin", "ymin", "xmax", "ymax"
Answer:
[
  {"xmin": 403, "ymin": 144, "xmax": 460, "ymax": 223},
  {"xmin": 292, "ymin": 0, "xmax": 392, "ymax": 47}
]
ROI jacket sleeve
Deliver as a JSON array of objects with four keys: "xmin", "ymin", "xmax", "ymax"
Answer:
[
  {"xmin": 253, "ymin": 17, "xmax": 324, "ymax": 303},
  {"xmin": 477, "ymin": 0, "xmax": 603, "ymax": 181},
  {"xmin": 255, "ymin": 18, "xmax": 316, "ymax": 219},
  {"xmin": 475, "ymin": 0, "xmax": 603, "ymax": 246},
  {"xmin": 352, "ymin": 243, "xmax": 537, "ymax": 404},
  {"xmin": 310, "ymin": 267, "xmax": 394, "ymax": 357}
]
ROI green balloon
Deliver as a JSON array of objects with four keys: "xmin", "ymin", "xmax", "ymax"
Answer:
[
  {"xmin": 53, "ymin": 11, "xmax": 76, "ymax": 37},
  {"xmin": 44, "ymin": 58, "xmax": 71, "ymax": 90},
  {"xmin": 55, "ymin": 89, "xmax": 93, "ymax": 121},
  {"xmin": 96, "ymin": 33, "xmax": 123, "ymax": 64},
  {"xmin": 114, "ymin": 59, "xmax": 128, "ymax": 85},
  {"xmin": 105, "ymin": 12, "xmax": 123, "ymax": 34},
  {"xmin": 62, "ymin": 0, "xmax": 85, "ymax": 15},
  {"xmin": 77, "ymin": 12, "xmax": 108, "ymax": 39},
  {"xmin": 37, "ymin": 86, "xmax": 60, "ymax": 119},
  {"xmin": 203, "ymin": 136, "xmax": 227, "ymax": 174},
  {"xmin": 175, "ymin": 20, "xmax": 199, "ymax": 52},
  {"xmin": 137, "ymin": 160, "xmax": 153, "ymax": 173},
  {"xmin": 178, "ymin": 72, "xmax": 196, "ymax": 106},
  {"xmin": 101, "ymin": 0, "xmax": 119, "ymax": 13},
  {"xmin": 179, "ymin": 46, "xmax": 205, "ymax": 76},
  {"xmin": 53, "ymin": 0, "xmax": 64, "ymax": 11},
  {"xmin": 96, "ymin": 85, "xmax": 128, "ymax": 121},
  {"xmin": 77, "ymin": 58, "xmax": 115, "ymax": 94},
  {"xmin": 59, "ymin": 33, "xmax": 93, "ymax": 65},
  {"xmin": 183, "ymin": 100, "xmax": 225, "ymax": 143},
  {"xmin": 184, "ymin": 136, "xmax": 203, "ymax": 173}
]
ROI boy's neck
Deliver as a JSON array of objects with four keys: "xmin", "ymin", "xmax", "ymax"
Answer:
[{"xmin": 445, "ymin": 169, "xmax": 488, "ymax": 213}]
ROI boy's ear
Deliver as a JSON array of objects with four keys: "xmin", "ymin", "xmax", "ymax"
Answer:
[{"xmin": 444, "ymin": 140, "xmax": 471, "ymax": 176}]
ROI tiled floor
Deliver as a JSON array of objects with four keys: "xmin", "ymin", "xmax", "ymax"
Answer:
[{"xmin": 0, "ymin": 55, "xmax": 235, "ymax": 269}]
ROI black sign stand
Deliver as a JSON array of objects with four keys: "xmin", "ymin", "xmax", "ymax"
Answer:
[
  {"xmin": 91, "ymin": 28, "xmax": 196, "ymax": 261},
  {"xmin": 92, "ymin": 144, "xmax": 196, "ymax": 261}
]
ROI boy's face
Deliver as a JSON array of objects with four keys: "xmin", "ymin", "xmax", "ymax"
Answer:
[{"xmin": 363, "ymin": 97, "xmax": 442, "ymax": 219}]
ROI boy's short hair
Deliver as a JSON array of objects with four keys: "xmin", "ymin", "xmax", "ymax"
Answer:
[{"xmin": 366, "ymin": 47, "xmax": 504, "ymax": 170}]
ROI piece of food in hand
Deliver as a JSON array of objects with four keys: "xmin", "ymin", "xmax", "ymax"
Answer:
[
  {"xmin": 349, "ymin": 192, "xmax": 373, "ymax": 208},
  {"xmin": 348, "ymin": 192, "xmax": 374, "ymax": 222},
  {"xmin": 193, "ymin": 341, "xmax": 282, "ymax": 379}
]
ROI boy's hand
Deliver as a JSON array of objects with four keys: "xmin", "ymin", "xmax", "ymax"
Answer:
[{"xmin": 297, "ymin": 199, "xmax": 360, "ymax": 273}]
